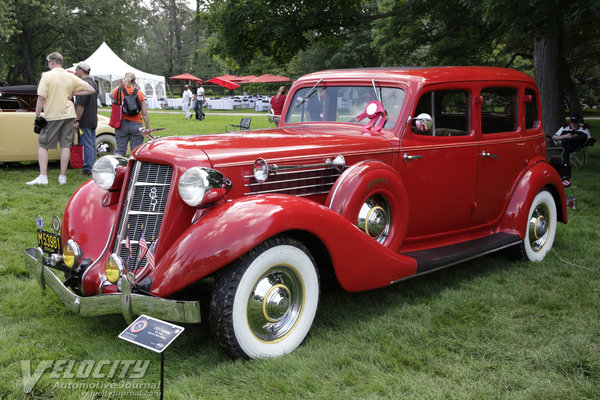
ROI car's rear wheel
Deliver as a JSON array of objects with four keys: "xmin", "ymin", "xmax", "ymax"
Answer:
[
  {"xmin": 514, "ymin": 190, "xmax": 557, "ymax": 262},
  {"xmin": 210, "ymin": 236, "xmax": 319, "ymax": 359},
  {"xmin": 96, "ymin": 134, "xmax": 116, "ymax": 158}
]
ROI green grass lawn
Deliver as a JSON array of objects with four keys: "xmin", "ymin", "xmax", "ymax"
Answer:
[
  {"xmin": 0, "ymin": 117, "xmax": 598, "ymax": 399},
  {"xmin": 99, "ymin": 109, "xmax": 275, "ymax": 137}
]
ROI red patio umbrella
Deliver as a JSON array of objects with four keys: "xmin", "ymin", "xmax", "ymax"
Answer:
[
  {"xmin": 169, "ymin": 73, "xmax": 202, "ymax": 82},
  {"xmin": 237, "ymin": 75, "xmax": 258, "ymax": 83},
  {"xmin": 219, "ymin": 74, "xmax": 242, "ymax": 82},
  {"xmin": 205, "ymin": 76, "xmax": 241, "ymax": 90},
  {"xmin": 252, "ymin": 74, "xmax": 290, "ymax": 83}
]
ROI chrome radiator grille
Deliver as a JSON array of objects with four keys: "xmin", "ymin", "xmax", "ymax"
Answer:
[
  {"xmin": 114, "ymin": 161, "xmax": 173, "ymax": 272},
  {"xmin": 245, "ymin": 168, "xmax": 341, "ymax": 197}
]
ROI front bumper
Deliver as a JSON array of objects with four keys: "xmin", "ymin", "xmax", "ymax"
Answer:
[{"xmin": 24, "ymin": 247, "xmax": 201, "ymax": 324}]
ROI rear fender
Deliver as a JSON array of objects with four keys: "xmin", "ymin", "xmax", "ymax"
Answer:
[
  {"xmin": 498, "ymin": 161, "xmax": 567, "ymax": 237},
  {"xmin": 150, "ymin": 195, "xmax": 417, "ymax": 296}
]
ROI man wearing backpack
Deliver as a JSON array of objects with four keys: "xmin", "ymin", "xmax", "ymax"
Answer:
[{"xmin": 109, "ymin": 72, "xmax": 150, "ymax": 156}]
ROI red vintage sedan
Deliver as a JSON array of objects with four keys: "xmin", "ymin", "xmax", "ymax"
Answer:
[{"xmin": 25, "ymin": 67, "xmax": 567, "ymax": 359}]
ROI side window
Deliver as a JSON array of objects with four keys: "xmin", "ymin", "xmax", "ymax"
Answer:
[
  {"xmin": 481, "ymin": 87, "xmax": 517, "ymax": 134},
  {"xmin": 525, "ymin": 88, "xmax": 538, "ymax": 130},
  {"xmin": 412, "ymin": 90, "xmax": 469, "ymax": 136}
]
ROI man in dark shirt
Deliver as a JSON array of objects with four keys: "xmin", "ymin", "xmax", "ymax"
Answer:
[{"xmin": 74, "ymin": 61, "xmax": 99, "ymax": 175}]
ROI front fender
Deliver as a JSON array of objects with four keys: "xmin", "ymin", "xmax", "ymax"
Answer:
[
  {"xmin": 62, "ymin": 180, "xmax": 121, "ymax": 295},
  {"xmin": 150, "ymin": 195, "xmax": 418, "ymax": 296},
  {"xmin": 498, "ymin": 161, "xmax": 567, "ymax": 237}
]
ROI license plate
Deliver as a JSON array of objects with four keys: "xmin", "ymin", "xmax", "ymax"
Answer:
[{"xmin": 37, "ymin": 229, "xmax": 62, "ymax": 254}]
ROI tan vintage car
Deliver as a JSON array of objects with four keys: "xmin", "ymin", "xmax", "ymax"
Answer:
[{"xmin": 0, "ymin": 85, "xmax": 116, "ymax": 163}]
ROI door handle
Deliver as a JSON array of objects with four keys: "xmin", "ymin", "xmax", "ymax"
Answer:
[
  {"xmin": 481, "ymin": 151, "xmax": 499, "ymax": 159},
  {"xmin": 403, "ymin": 153, "xmax": 425, "ymax": 162}
]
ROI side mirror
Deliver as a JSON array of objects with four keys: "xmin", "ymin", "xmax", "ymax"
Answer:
[{"xmin": 413, "ymin": 113, "xmax": 432, "ymax": 133}]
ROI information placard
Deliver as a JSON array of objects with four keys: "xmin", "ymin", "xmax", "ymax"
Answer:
[{"xmin": 119, "ymin": 315, "xmax": 184, "ymax": 353}]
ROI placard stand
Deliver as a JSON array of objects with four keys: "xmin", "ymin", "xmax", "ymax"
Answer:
[{"xmin": 119, "ymin": 315, "xmax": 185, "ymax": 400}]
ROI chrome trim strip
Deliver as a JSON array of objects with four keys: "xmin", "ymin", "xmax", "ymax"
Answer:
[
  {"xmin": 126, "ymin": 211, "xmax": 163, "ymax": 216},
  {"xmin": 245, "ymin": 189, "xmax": 332, "ymax": 197},
  {"xmin": 24, "ymin": 248, "xmax": 201, "ymax": 324},
  {"xmin": 216, "ymin": 149, "xmax": 393, "ymax": 169},
  {"xmin": 245, "ymin": 183, "xmax": 335, "ymax": 195},
  {"xmin": 81, "ymin": 225, "xmax": 115, "ymax": 296},
  {"xmin": 115, "ymin": 161, "xmax": 141, "ymax": 261},
  {"xmin": 133, "ymin": 182, "xmax": 170, "ymax": 187},
  {"xmin": 243, "ymin": 166, "xmax": 331, "ymax": 179}
]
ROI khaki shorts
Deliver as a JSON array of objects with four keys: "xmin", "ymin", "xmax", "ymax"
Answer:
[{"xmin": 38, "ymin": 118, "xmax": 76, "ymax": 149}]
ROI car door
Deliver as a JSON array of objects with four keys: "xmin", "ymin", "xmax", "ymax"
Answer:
[
  {"xmin": 0, "ymin": 110, "xmax": 60, "ymax": 163},
  {"xmin": 399, "ymin": 85, "xmax": 479, "ymax": 240},
  {"xmin": 469, "ymin": 84, "xmax": 528, "ymax": 229}
]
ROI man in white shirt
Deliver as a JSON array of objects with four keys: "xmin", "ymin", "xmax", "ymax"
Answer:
[
  {"xmin": 552, "ymin": 114, "xmax": 590, "ymax": 163},
  {"xmin": 194, "ymin": 83, "xmax": 206, "ymax": 121},
  {"xmin": 182, "ymin": 85, "xmax": 192, "ymax": 120}
]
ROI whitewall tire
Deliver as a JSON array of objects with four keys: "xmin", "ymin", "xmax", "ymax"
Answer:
[
  {"xmin": 520, "ymin": 190, "xmax": 557, "ymax": 262},
  {"xmin": 210, "ymin": 236, "xmax": 319, "ymax": 359}
]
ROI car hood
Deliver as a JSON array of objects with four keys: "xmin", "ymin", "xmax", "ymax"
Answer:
[{"xmin": 135, "ymin": 125, "xmax": 394, "ymax": 168}]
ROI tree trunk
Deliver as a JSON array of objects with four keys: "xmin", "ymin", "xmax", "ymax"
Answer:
[
  {"xmin": 533, "ymin": 29, "xmax": 564, "ymax": 135},
  {"xmin": 561, "ymin": 54, "xmax": 581, "ymax": 117}
]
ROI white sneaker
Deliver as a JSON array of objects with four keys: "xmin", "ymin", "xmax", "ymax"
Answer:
[
  {"xmin": 26, "ymin": 175, "xmax": 48, "ymax": 185},
  {"xmin": 58, "ymin": 175, "xmax": 67, "ymax": 185}
]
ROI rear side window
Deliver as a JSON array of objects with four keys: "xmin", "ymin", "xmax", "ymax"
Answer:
[
  {"xmin": 411, "ymin": 90, "xmax": 470, "ymax": 136},
  {"xmin": 525, "ymin": 88, "xmax": 538, "ymax": 130},
  {"xmin": 481, "ymin": 87, "xmax": 517, "ymax": 134}
]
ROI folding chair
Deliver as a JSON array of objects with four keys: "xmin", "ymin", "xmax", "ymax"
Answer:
[
  {"xmin": 569, "ymin": 137, "xmax": 595, "ymax": 168},
  {"xmin": 226, "ymin": 117, "xmax": 251, "ymax": 131}
]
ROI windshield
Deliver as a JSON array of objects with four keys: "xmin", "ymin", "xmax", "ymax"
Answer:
[{"xmin": 285, "ymin": 85, "xmax": 405, "ymax": 130}]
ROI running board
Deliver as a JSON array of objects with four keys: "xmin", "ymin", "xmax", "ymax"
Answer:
[{"xmin": 401, "ymin": 233, "xmax": 522, "ymax": 275}]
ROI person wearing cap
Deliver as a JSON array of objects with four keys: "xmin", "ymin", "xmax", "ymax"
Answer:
[
  {"xmin": 109, "ymin": 72, "xmax": 150, "ymax": 156},
  {"xmin": 74, "ymin": 61, "xmax": 99, "ymax": 176},
  {"xmin": 27, "ymin": 51, "xmax": 95, "ymax": 186},
  {"xmin": 552, "ymin": 114, "xmax": 590, "ymax": 163}
]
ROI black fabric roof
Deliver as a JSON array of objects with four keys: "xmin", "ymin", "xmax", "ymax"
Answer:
[{"xmin": 0, "ymin": 85, "xmax": 38, "ymax": 96}]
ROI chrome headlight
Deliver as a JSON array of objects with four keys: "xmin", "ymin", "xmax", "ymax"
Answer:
[
  {"xmin": 92, "ymin": 155, "xmax": 128, "ymax": 190},
  {"xmin": 178, "ymin": 167, "xmax": 232, "ymax": 207},
  {"xmin": 105, "ymin": 254, "xmax": 124, "ymax": 284}
]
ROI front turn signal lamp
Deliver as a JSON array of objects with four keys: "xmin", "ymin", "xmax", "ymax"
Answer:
[
  {"xmin": 105, "ymin": 254, "xmax": 124, "ymax": 284},
  {"xmin": 62, "ymin": 239, "xmax": 81, "ymax": 268}
]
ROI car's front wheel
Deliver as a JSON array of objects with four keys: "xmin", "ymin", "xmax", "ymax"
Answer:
[
  {"xmin": 210, "ymin": 236, "xmax": 320, "ymax": 359},
  {"xmin": 514, "ymin": 189, "xmax": 557, "ymax": 262}
]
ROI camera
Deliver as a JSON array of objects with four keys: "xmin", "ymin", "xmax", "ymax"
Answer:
[{"xmin": 34, "ymin": 116, "xmax": 47, "ymax": 134}]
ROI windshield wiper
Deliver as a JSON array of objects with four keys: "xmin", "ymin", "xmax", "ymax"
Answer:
[{"xmin": 295, "ymin": 78, "xmax": 323, "ymax": 108}]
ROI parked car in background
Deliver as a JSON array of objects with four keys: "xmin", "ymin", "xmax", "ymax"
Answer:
[
  {"xmin": 25, "ymin": 67, "xmax": 567, "ymax": 360},
  {"xmin": 0, "ymin": 85, "xmax": 116, "ymax": 163}
]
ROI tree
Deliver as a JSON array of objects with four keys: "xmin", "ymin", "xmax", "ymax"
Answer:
[
  {"xmin": 1, "ymin": 0, "xmax": 147, "ymax": 84},
  {"xmin": 209, "ymin": 0, "xmax": 600, "ymax": 134}
]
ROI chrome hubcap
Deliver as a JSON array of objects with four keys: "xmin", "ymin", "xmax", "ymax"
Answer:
[
  {"xmin": 528, "ymin": 203, "xmax": 550, "ymax": 252},
  {"xmin": 96, "ymin": 142, "xmax": 113, "ymax": 158},
  {"xmin": 247, "ymin": 265, "xmax": 303, "ymax": 342},
  {"xmin": 357, "ymin": 194, "xmax": 390, "ymax": 243}
]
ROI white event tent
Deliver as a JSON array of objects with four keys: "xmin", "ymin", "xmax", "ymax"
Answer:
[{"xmin": 70, "ymin": 42, "xmax": 166, "ymax": 107}]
